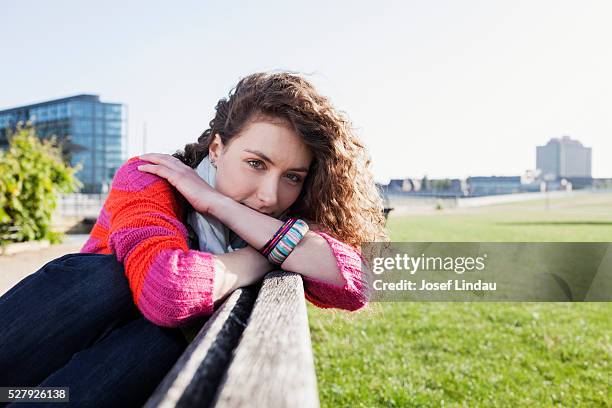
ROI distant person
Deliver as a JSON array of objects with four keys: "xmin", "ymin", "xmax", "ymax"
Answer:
[{"xmin": 0, "ymin": 72, "xmax": 387, "ymax": 406}]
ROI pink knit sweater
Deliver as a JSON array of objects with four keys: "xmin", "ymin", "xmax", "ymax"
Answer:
[{"xmin": 81, "ymin": 158, "xmax": 369, "ymax": 328}]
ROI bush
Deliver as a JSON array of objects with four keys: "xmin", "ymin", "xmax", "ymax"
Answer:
[{"xmin": 0, "ymin": 124, "xmax": 81, "ymax": 245}]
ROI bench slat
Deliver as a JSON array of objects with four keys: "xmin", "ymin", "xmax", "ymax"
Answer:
[
  {"xmin": 211, "ymin": 271, "xmax": 320, "ymax": 408},
  {"xmin": 145, "ymin": 286, "xmax": 259, "ymax": 408}
]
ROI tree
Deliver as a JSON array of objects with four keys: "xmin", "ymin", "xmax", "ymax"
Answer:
[{"xmin": 0, "ymin": 124, "xmax": 81, "ymax": 244}]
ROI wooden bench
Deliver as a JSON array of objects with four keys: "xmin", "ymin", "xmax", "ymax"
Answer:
[
  {"xmin": 144, "ymin": 271, "xmax": 320, "ymax": 408},
  {"xmin": 383, "ymin": 207, "xmax": 394, "ymax": 219}
]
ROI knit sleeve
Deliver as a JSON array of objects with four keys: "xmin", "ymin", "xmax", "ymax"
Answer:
[
  {"xmin": 301, "ymin": 231, "xmax": 370, "ymax": 311},
  {"xmin": 105, "ymin": 157, "xmax": 218, "ymax": 328}
]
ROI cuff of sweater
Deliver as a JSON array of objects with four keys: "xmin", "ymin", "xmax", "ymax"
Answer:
[
  {"xmin": 136, "ymin": 248, "xmax": 217, "ymax": 327},
  {"xmin": 301, "ymin": 231, "xmax": 370, "ymax": 311}
]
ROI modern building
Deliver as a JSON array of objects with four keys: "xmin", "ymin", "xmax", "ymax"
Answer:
[
  {"xmin": 384, "ymin": 177, "xmax": 467, "ymax": 197},
  {"xmin": 536, "ymin": 136, "xmax": 591, "ymax": 178},
  {"xmin": 0, "ymin": 94, "xmax": 127, "ymax": 193},
  {"xmin": 466, "ymin": 176, "xmax": 523, "ymax": 196}
]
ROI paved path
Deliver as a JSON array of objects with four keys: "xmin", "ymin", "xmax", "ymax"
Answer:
[{"xmin": 0, "ymin": 234, "xmax": 89, "ymax": 296}]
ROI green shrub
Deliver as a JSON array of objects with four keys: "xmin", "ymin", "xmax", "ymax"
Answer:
[{"xmin": 0, "ymin": 124, "xmax": 81, "ymax": 245}]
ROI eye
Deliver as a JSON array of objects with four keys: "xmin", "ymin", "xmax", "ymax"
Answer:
[
  {"xmin": 247, "ymin": 160, "xmax": 264, "ymax": 169},
  {"xmin": 286, "ymin": 173, "xmax": 302, "ymax": 183}
]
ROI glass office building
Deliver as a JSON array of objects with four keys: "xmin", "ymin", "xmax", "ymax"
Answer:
[{"xmin": 0, "ymin": 94, "xmax": 127, "ymax": 193}]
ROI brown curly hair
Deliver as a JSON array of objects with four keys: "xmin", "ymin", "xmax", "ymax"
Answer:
[{"xmin": 174, "ymin": 72, "xmax": 388, "ymax": 249}]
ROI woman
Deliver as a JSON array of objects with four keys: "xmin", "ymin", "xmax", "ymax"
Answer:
[{"xmin": 0, "ymin": 72, "xmax": 387, "ymax": 407}]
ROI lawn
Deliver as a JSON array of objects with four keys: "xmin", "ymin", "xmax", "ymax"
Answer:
[{"xmin": 307, "ymin": 192, "xmax": 612, "ymax": 407}]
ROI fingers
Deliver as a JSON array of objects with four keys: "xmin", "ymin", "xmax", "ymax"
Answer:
[
  {"xmin": 139, "ymin": 153, "xmax": 186, "ymax": 173},
  {"xmin": 139, "ymin": 153, "xmax": 174, "ymax": 163},
  {"xmin": 137, "ymin": 163, "xmax": 175, "ymax": 183},
  {"xmin": 137, "ymin": 154, "xmax": 198, "ymax": 188}
]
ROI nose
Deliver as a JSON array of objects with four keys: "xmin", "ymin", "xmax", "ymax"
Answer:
[{"xmin": 256, "ymin": 176, "xmax": 279, "ymax": 209}]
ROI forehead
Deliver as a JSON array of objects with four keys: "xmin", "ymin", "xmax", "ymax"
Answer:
[{"xmin": 228, "ymin": 120, "xmax": 313, "ymax": 167}]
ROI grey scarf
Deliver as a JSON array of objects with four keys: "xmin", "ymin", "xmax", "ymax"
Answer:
[{"xmin": 186, "ymin": 155, "xmax": 247, "ymax": 254}]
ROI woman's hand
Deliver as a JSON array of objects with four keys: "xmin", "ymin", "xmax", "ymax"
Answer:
[{"xmin": 137, "ymin": 153, "xmax": 224, "ymax": 215}]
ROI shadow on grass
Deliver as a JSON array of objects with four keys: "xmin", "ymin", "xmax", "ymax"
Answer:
[{"xmin": 498, "ymin": 221, "xmax": 612, "ymax": 226}]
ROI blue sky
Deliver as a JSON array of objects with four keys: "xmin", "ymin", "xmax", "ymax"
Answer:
[{"xmin": 2, "ymin": 0, "xmax": 611, "ymax": 182}]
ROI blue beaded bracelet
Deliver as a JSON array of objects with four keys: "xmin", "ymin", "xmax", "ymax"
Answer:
[{"xmin": 268, "ymin": 219, "xmax": 309, "ymax": 265}]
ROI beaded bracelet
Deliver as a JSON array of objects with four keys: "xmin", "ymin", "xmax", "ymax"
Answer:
[
  {"xmin": 268, "ymin": 219, "xmax": 309, "ymax": 265},
  {"xmin": 260, "ymin": 218, "xmax": 297, "ymax": 257}
]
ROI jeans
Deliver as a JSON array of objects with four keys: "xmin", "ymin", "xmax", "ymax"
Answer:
[{"xmin": 0, "ymin": 253, "xmax": 189, "ymax": 407}]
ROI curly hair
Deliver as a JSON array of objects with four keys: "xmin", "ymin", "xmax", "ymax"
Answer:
[{"xmin": 174, "ymin": 72, "xmax": 388, "ymax": 249}]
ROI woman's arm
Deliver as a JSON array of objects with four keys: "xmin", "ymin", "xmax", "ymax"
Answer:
[
  {"xmin": 104, "ymin": 157, "xmax": 275, "ymax": 328},
  {"xmin": 211, "ymin": 196, "xmax": 370, "ymax": 311},
  {"xmin": 211, "ymin": 195, "xmax": 345, "ymax": 285},
  {"xmin": 212, "ymin": 246, "xmax": 275, "ymax": 307},
  {"xmin": 136, "ymin": 153, "xmax": 346, "ymax": 285},
  {"xmin": 137, "ymin": 153, "xmax": 370, "ymax": 311}
]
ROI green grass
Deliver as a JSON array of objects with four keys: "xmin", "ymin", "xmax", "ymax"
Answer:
[
  {"xmin": 388, "ymin": 193, "xmax": 612, "ymax": 242},
  {"xmin": 308, "ymin": 192, "xmax": 612, "ymax": 407}
]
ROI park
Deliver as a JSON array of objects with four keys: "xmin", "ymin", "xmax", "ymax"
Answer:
[{"xmin": 308, "ymin": 192, "xmax": 611, "ymax": 406}]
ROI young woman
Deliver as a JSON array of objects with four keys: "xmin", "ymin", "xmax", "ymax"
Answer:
[{"xmin": 0, "ymin": 72, "xmax": 387, "ymax": 407}]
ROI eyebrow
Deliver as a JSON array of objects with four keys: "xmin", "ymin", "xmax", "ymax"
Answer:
[{"xmin": 243, "ymin": 149, "xmax": 309, "ymax": 173}]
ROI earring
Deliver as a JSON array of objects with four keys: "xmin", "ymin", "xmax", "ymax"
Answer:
[{"xmin": 211, "ymin": 160, "xmax": 217, "ymax": 169}]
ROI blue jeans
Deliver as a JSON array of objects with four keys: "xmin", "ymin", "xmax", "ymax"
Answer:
[{"xmin": 0, "ymin": 253, "xmax": 189, "ymax": 407}]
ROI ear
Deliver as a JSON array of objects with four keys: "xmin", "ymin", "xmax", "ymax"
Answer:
[{"xmin": 208, "ymin": 134, "xmax": 225, "ymax": 162}]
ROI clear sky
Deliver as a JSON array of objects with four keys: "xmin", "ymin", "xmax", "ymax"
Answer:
[{"xmin": 2, "ymin": 0, "xmax": 611, "ymax": 182}]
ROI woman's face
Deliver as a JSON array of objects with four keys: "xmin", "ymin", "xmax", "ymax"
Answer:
[{"xmin": 208, "ymin": 119, "xmax": 313, "ymax": 218}]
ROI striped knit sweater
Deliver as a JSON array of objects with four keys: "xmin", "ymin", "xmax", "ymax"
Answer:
[{"xmin": 81, "ymin": 157, "xmax": 369, "ymax": 328}]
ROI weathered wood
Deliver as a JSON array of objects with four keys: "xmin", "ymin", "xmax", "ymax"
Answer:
[
  {"xmin": 383, "ymin": 207, "xmax": 394, "ymax": 219},
  {"xmin": 211, "ymin": 271, "xmax": 320, "ymax": 408},
  {"xmin": 146, "ymin": 270, "xmax": 320, "ymax": 408},
  {"xmin": 145, "ymin": 285, "xmax": 259, "ymax": 408}
]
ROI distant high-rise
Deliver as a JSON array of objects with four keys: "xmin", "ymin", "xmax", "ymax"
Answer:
[
  {"xmin": 536, "ymin": 136, "xmax": 591, "ymax": 178},
  {"xmin": 0, "ymin": 95, "xmax": 127, "ymax": 193}
]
